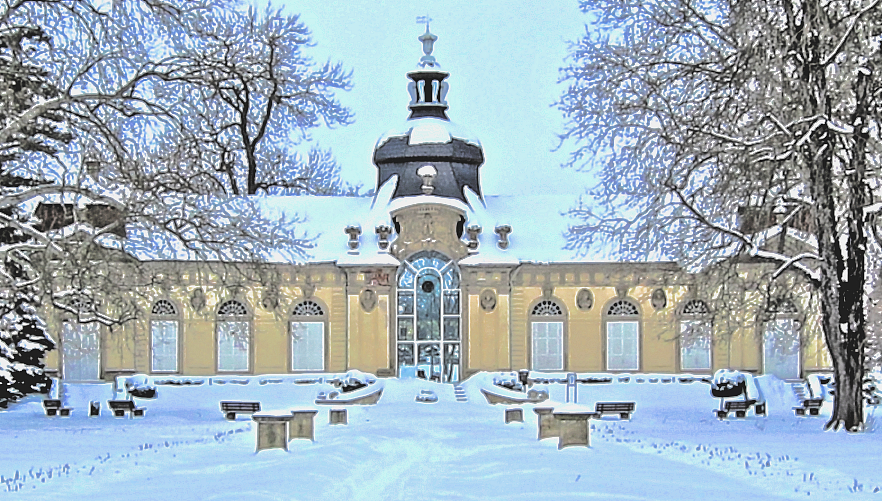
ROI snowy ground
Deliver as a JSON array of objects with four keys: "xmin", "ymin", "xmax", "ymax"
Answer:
[{"xmin": 1, "ymin": 372, "xmax": 880, "ymax": 500}]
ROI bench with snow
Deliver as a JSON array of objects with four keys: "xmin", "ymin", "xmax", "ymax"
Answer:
[
  {"xmin": 794, "ymin": 398, "xmax": 823, "ymax": 416},
  {"xmin": 716, "ymin": 399, "xmax": 757, "ymax": 419},
  {"xmin": 594, "ymin": 402, "xmax": 635, "ymax": 420},
  {"xmin": 108, "ymin": 400, "xmax": 145, "ymax": 417},
  {"xmin": 42, "ymin": 399, "xmax": 71, "ymax": 417},
  {"xmin": 220, "ymin": 401, "xmax": 260, "ymax": 420}
]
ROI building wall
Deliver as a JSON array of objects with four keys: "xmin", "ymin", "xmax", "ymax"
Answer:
[{"xmin": 41, "ymin": 258, "xmax": 832, "ymax": 381}]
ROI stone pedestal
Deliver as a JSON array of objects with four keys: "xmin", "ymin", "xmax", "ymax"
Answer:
[
  {"xmin": 289, "ymin": 409, "xmax": 319, "ymax": 441},
  {"xmin": 534, "ymin": 407, "xmax": 559, "ymax": 440},
  {"xmin": 504, "ymin": 407, "xmax": 523, "ymax": 423},
  {"xmin": 554, "ymin": 408, "xmax": 592, "ymax": 449},
  {"xmin": 253, "ymin": 412, "xmax": 295, "ymax": 452},
  {"xmin": 329, "ymin": 408, "xmax": 347, "ymax": 425}
]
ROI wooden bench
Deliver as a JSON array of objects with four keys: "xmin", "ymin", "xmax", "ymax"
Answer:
[
  {"xmin": 107, "ymin": 400, "xmax": 145, "ymax": 417},
  {"xmin": 794, "ymin": 398, "xmax": 823, "ymax": 416},
  {"xmin": 595, "ymin": 402, "xmax": 635, "ymax": 419},
  {"xmin": 220, "ymin": 401, "xmax": 260, "ymax": 420},
  {"xmin": 716, "ymin": 399, "xmax": 756, "ymax": 419},
  {"xmin": 42, "ymin": 399, "xmax": 71, "ymax": 417}
]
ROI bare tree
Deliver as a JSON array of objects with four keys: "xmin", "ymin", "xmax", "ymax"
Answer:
[
  {"xmin": 0, "ymin": 0, "xmax": 353, "ymax": 327},
  {"xmin": 558, "ymin": 0, "xmax": 882, "ymax": 431}
]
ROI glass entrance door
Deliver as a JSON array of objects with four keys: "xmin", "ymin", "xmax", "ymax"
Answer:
[{"xmin": 397, "ymin": 251, "xmax": 460, "ymax": 382}]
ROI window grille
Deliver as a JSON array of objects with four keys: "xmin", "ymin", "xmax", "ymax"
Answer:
[
  {"xmin": 607, "ymin": 299, "xmax": 639, "ymax": 316},
  {"xmin": 218, "ymin": 300, "xmax": 248, "ymax": 317},
  {"xmin": 767, "ymin": 299, "xmax": 798, "ymax": 314},
  {"xmin": 681, "ymin": 299, "xmax": 709, "ymax": 316},
  {"xmin": 151, "ymin": 300, "xmax": 177, "ymax": 316},
  {"xmin": 531, "ymin": 300, "xmax": 563, "ymax": 316},
  {"xmin": 292, "ymin": 300, "xmax": 324, "ymax": 316}
]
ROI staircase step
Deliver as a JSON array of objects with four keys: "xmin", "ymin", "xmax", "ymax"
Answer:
[{"xmin": 453, "ymin": 385, "xmax": 468, "ymax": 403}]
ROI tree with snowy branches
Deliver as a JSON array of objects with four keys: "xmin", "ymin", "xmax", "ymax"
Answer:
[
  {"xmin": 558, "ymin": 0, "xmax": 881, "ymax": 431},
  {"xmin": 0, "ymin": 0, "xmax": 355, "ymax": 328}
]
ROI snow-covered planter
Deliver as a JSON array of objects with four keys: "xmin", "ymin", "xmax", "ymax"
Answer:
[
  {"xmin": 125, "ymin": 375, "xmax": 158, "ymax": 399},
  {"xmin": 492, "ymin": 373, "xmax": 524, "ymax": 392},
  {"xmin": 338, "ymin": 370, "xmax": 377, "ymax": 393},
  {"xmin": 710, "ymin": 369, "xmax": 746, "ymax": 398}
]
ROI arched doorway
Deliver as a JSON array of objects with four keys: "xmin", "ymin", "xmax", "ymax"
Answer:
[{"xmin": 396, "ymin": 251, "xmax": 461, "ymax": 382}]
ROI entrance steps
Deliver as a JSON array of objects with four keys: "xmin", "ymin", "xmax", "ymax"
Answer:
[
  {"xmin": 791, "ymin": 381, "xmax": 810, "ymax": 401},
  {"xmin": 453, "ymin": 385, "xmax": 468, "ymax": 403}
]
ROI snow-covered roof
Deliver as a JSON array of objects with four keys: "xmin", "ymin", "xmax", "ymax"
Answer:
[
  {"xmin": 375, "ymin": 117, "xmax": 482, "ymax": 149},
  {"xmin": 130, "ymin": 177, "xmax": 622, "ymax": 265}
]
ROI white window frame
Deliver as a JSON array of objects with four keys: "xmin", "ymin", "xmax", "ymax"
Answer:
[
  {"xmin": 150, "ymin": 319, "xmax": 179, "ymax": 373},
  {"xmin": 290, "ymin": 321, "xmax": 325, "ymax": 371},
  {"xmin": 679, "ymin": 319, "xmax": 712, "ymax": 371},
  {"xmin": 606, "ymin": 320, "xmax": 639, "ymax": 371},
  {"xmin": 61, "ymin": 321, "xmax": 101, "ymax": 381},
  {"xmin": 531, "ymin": 321, "xmax": 564, "ymax": 371}
]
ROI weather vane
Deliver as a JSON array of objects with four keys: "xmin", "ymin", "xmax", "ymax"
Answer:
[{"xmin": 416, "ymin": 15, "xmax": 432, "ymax": 31}]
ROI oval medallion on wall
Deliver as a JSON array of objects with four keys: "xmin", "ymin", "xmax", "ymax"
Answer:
[
  {"xmin": 480, "ymin": 289, "xmax": 497, "ymax": 312},
  {"xmin": 651, "ymin": 288, "xmax": 667, "ymax": 311},
  {"xmin": 576, "ymin": 288, "xmax": 594, "ymax": 311},
  {"xmin": 360, "ymin": 288, "xmax": 378, "ymax": 312}
]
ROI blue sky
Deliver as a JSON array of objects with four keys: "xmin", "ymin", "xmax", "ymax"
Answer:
[{"xmin": 262, "ymin": 0, "xmax": 593, "ymax": 197}]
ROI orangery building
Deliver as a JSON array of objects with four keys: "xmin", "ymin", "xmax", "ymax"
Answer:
[{"xmin": 43, "ymin": 28, "xmax": 831, "ymax": 384}]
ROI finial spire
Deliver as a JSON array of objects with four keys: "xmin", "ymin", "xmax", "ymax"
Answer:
[{"xmin": 416, "ymin": 16, "xmax": 438, "ymax": 67}]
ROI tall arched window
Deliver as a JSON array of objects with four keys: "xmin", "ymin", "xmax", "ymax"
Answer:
[
  {"xmin": 150, "ymin": 300, "xmax": 180, "ymax": 373},
  {"xmin": 216, "ymin": 299, "xmax": 251, "ymax": 373},
  {"xmin": 763, "ymin": 299, "xmax": 801, "ymax": 379},
  {"xmin": 530, "ymin": 299, "xmax": 566, "ymax": 371},
  {"xmin": 396, "ymin": 251, "xmax": 461, "ymax": 382},
  {"xmin": 604, "ymin": 298, "xmax": 641, "ymax": 371},
  {"xmin": 290, "ymin": 300, "xmax": 326, "ymax": 371},
  {"xmin": 679, "ymin": 299, "xmax": 711, "ymax": 371}
]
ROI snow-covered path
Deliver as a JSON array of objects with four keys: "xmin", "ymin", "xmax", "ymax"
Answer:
[{"xmin": 1, "ymin": 375, "xmax": 879, "ymax": 500}]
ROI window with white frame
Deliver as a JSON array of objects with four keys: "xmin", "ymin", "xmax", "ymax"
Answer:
[
  {"xmin": 61, "ymin": 321, "xmax": 101, "ymax": 381},
  {"xmin": 605, "ymin": 299, "xmax": 640, "ymax": 371},
  {"xmin": 150, "ymin": 300, "xmax": 179, "ymax": 372},
  {"xmin": 680, "ymin": 299, "xmax": 712, "ymax": 371},
  {"xmin": 530, "ymin": 299, "xmax": 565, "ymax": 371},
  {"xmin": 290, "ymin": 300, "xmax": 325, "ymax": 371},
  {"xmin": 217, "ymin": 300, "xmax": 250, "ymax": 372}
]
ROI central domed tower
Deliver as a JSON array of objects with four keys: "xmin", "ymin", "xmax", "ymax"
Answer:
[{"xmin": 373, "ymin": 25, "xmax": 485, "ymax": 204}]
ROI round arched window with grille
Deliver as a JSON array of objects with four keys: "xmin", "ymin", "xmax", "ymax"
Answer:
[
  {"xmin": 529, "ymin": 299, "xmax": 566, "ymax": 371},
  {"xmin": 290, "ymin": 300, "xmax": 327, "ymax": 372},
  {"xmin": 679, "ymin": 299, "xmax": 711, "ymax": 371},
  {"xmin": 216, "ymin": 300, "xmax": 250, "ymax": 373},
  {"xmin": 150, "ymin": 300, "xmax": 179, "ymax": 373},
  {"xmin": 604, "ymin": 298, "xmax": 640, "ymax": 371}
]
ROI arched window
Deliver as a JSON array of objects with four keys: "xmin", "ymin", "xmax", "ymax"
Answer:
[
  {"xmin": 530, "ymin": 299, "xmax": 566, "ymax": 371},
  {"xmin": 604, "ymin": 299, "xmax": 641, "ymax": 371},
  {"xmin": 216, "ymin": 299, "xmax": 251, "ymax": 373},
  {"xmin": 290, "ymin": 300, "xmax": 327, "ymax": 372},
  {"xmin": 150, "ymin": 300, "xmax": 180, "ymax": 373},
  {"xmin": 679, "ymin": 299, "xmax": 711, "ymax": 371},
  {"xmin": 763, "ymin": 299, "xmax": 801, "ymax": 379},
  {"xmin": 396, "ymin": 251, "xmax": 461, "ymax": 382}
]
